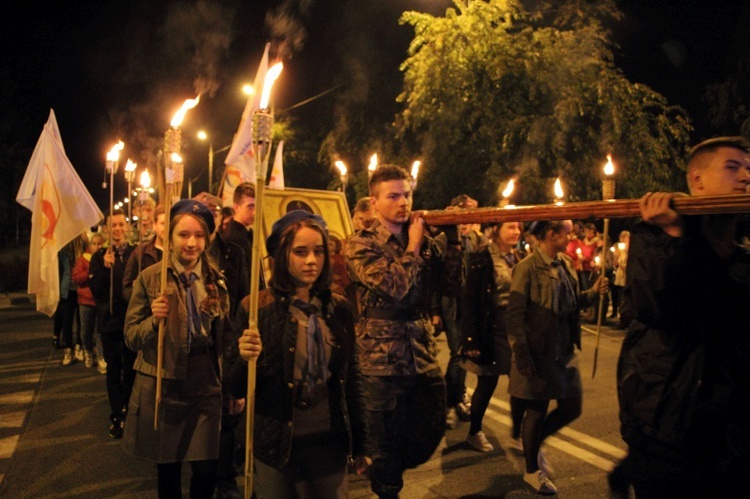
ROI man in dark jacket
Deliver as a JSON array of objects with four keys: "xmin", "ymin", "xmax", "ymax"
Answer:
[
  {"xmin": 209, "ymin": 182, "xmax": 255, "ymax": 318},
  {"xmin": 89, "ymin": 208, "xmax": 135, "ymax": 439},
  {"xmin": 613, "ymin": 136, "xmax": 750, "ymax": 497}
]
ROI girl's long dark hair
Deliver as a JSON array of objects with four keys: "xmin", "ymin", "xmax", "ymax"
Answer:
[{"xmin": 269, "ymin": 218, "xmax": 332, "ymax": 299}]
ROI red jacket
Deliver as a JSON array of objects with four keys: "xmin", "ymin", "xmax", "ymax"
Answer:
[{"xmin": 72, "ymin": 254, "xmax": 96, "ymax": 307}]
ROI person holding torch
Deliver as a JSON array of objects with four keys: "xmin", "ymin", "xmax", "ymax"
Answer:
[
  {"xmin": 225, "ymin": 211, "xmax": 371, "ymax": 498},
  {"xmin": 123, "ymin": 199, "xmax": 230, "ymax": 498}
]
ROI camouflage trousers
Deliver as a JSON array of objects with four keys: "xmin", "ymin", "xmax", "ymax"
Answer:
[{"xmin": 363, "ymin": 369, "xmax": 446, "ymax": 498}]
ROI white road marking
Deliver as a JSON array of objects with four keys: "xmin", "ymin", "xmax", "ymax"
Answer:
[
  {"xmin": 0, "ymin": 390, "xmax": 34, "ymax": 405},
  {"xmin": 0, "ymin": 373, "xmax": 41, "ymax": 385},
  {"xmin": 0, "ymin": 411, "xmax": 26, "ymax": 428},
  {"xmin": 467, "ymin": 388, "xmax": 626, "ymax": 472},
  {"xmin": 0, "ymin": 435, "xmax": 19, "ymax": 459}
]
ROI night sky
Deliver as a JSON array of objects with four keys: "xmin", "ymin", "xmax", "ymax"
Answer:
[{"xmin": 2, "ymin": 0, "xmax": 747, "ymax": 209}]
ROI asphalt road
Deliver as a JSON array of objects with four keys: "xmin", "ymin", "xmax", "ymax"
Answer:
[{"xmin": 0, "ymin": 298, "xmax": 629, "ymax": 498}]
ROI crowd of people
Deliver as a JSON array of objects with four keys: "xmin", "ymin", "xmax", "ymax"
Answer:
[{"xmin": 49, "ymin": 135, "xmax": 750, "ymax": 497}]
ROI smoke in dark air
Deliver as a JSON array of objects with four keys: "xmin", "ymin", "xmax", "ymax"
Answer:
[
  {"xmin": 163, "ymin": 0, "xmax": 234, "ymax": 97},
  {"xmin": 265, "ymin": 1, "xmax": 312, "ymax": 60}
]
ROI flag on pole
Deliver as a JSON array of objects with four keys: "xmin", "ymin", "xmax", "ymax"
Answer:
[
  {"xmin": 223, "ymin": 42, "xmax": 270, "ymax": 206},
  {"xmin": 268, "ymin": 140, "xmax": 285, "ymax": 190},
  {"xmin": 16, "ymin": 109, "xmax": 103, "ymax": 316}
]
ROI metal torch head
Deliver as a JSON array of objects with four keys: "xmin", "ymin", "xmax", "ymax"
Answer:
[
  {"xmin": 165, "ymin": 128, "xmax": 182, "ymax": 155},
  {"xmin": 252, "ymin": 109, "xmax": 274, "ymax": 177}
]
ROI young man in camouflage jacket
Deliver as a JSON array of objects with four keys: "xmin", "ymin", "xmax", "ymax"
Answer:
[{"xmin": 345, "ymin": 164, "xmax": 446, "ymax": 499}]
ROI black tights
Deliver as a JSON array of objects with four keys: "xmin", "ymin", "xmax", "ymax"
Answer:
[
  {"xmin": 521, "ymin": 397, "xmax": 581, "ymax": 473},
  {"xmin": 469, "ymin": 375, "xmax": 527, "ymax": 439},
  {"xmin": 157, "ymin": 460, "xmax": 218, "ymax": 499}
]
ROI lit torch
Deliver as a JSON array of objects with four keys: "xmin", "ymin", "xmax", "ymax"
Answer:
[
  {"xmin": 105, "ymin": 141, "xmax": 124, "ymax": 313},
  {"xmin": 155, "ymin": 96, "xmax": 199, "ymax": 430},
  {"xmin": 411, "ymin": 160, "xmax": 421, "ymax": 190},
  {"xmin": 368, "ymin": 153, "xmax": 378, "ymax": 179},
  {"xmin": 246, "ymin": 60, "xmax": 283, "ymax": 499},
  {"xmin": 164, "ymin": 95, "xmax": 199, "ymax": 201},
  {"xmin": 593, "ymin": 154, "xmax": 616, "ymax": 380},
  {"xmin": 335, "ymin": 160, "xmax": 348, "ymax": 193},
  {"xmin": 124, "ymin": 159, "xmax": 137, "ymax": 229},
  {"xmin": 553, "ymin": 178, "xmax": 565, "ymax": 206},
  {"xmin": 500, "ymin": 178, "xmax": 515, "ymax": 208}
]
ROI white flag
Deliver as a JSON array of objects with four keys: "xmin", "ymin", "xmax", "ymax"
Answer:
[
  {"xmin": 222, "ymin": 42, "xmax": 270, "ymax": 206},
  {"xmin": 268, "ymin": 140, "xmax": 285, "ymax": 190},
  {"xmin": 16, "ymin": 109, "xmax": 103, "ymax": 316}
]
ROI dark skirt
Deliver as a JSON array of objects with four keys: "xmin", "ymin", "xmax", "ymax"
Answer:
[{"xmin": 122, "ymin": 349, "xmax": 222, "ymax": 463}]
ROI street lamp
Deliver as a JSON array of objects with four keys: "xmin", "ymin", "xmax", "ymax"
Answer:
[
  {"xmin": 197, "ymin": 130, "xmax": 214, "ymax": 193},
  {"xmin": 197, "ymin": 130, "xmax": 232, "ymax": 195}
]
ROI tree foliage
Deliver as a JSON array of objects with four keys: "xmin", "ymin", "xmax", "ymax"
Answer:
[{"xmin": 397, "ymin": 0, "xmax": 693, "ymax": 209}]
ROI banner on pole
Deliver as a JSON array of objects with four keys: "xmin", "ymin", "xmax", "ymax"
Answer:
[
  {"xmin": 223, "ymin": 42, "xmax": 270, "ymax": 206},
  {"xmin": 16, "ymin": 109, "xmax": 103, "ymax": 316}
]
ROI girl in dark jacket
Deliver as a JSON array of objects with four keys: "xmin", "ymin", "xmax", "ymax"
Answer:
[
  {"xmin": 227, "ymin": 210, "xmax": 371, "ymax": 499},
  {"xmin": 460, "ymin": 222, "xmax": 526, "ymax": 453}
]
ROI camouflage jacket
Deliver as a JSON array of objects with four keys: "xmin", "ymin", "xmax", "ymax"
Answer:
[{"xmin": 344, "ymin": 218, "xmax": 443, "ymax": 376}]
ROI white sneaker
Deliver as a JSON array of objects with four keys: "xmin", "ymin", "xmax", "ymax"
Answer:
[
  {"xmin": 74, "ymin": 345, "xmax": 85, "ymax": 362},
  {"xmin": 62, "ymin": 348, "xmax": 74, "ymax": 366},
  {"xmin": 538, "ymin": 449, "xmax": 556, "ymax": 479},
  {"xmin": 524, "ymin": 470, "xmax": 557, "ymax": 495},
  {"xmin": 466, "ymin": 431, "xmax": 494, "ymax": 452},
  {"xmin": 97, "ymin": 357, "xmax": 107, "ymax": 375},
  {"xmin": 84, "ymin": 351, "xmax": 94, "ymax": 368},
  {"xmin": 445, "ymin": 408, "xmax": 459, "ymax": 429}
]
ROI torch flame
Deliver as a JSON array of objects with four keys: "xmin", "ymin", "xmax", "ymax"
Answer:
[
  {"xmin": 368, "ymin": 154, "xmax": 378, "ymax": 172},
  {"xmin": 260, "ymin": 62, "xmax": 284, "ymax": 110},
  {"xmin": 604, "ymin": 154, "xmax": 615, "ymax": 176},
  {"xmin": 107, "ymin": 141, "xmax": 124, "ymax": 162},
  {"xmin": 139, "ymin": 170, "xmax": 151, "ymax": 188},
  {"xmin": 554, "ymin": 178, "xmax": 564, "ymax": 199},
  {"xmin": 502, "ymin": 178, "xmax": 515, "ymax": 198},
  {"xmin": 124, "ymin": 159, "xmax": 137, "ymax": 172},
  {"xmin": 411, "ymin": 160, "xmax": 421, "ymax": 179},
  {"xmin": 170, "ymin": 95, "xmax": 201, "ymax": 128},
  {"xmin": 335, "ymin": 160, "xmax": 347, "ymax": 176}
]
